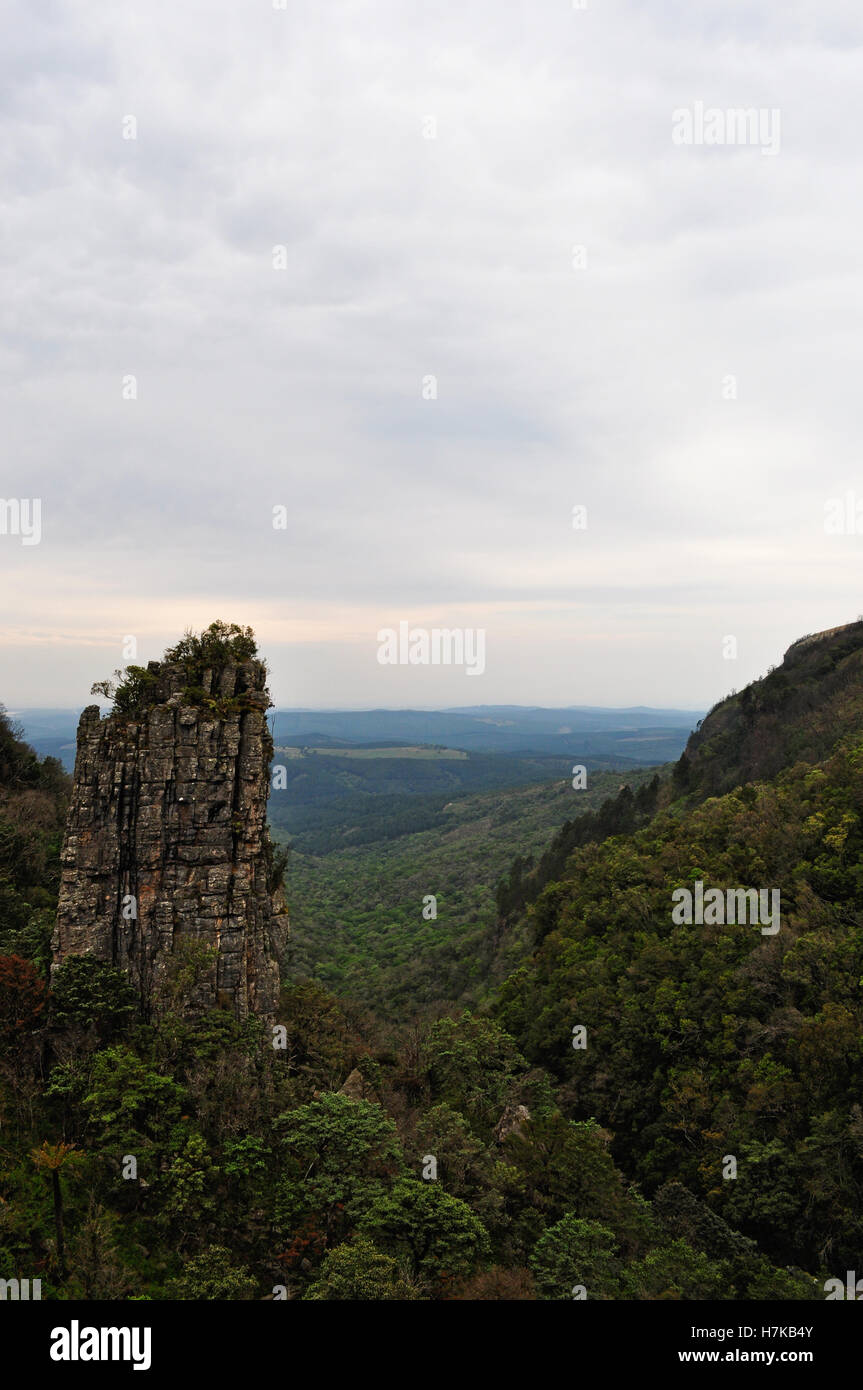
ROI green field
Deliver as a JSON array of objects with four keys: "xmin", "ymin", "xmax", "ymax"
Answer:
[{"xmin": 275, "ymin": 744, "xmax": 469, "ymax": 761}]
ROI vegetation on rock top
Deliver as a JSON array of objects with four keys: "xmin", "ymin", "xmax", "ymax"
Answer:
[{"xmin": 90, "ymin": 621, "xmax": 263, "ymax": 717}]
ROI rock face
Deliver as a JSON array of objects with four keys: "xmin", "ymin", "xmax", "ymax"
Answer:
[
  {"xmin": 52, "ymin": 653, "xmax": 288, "ymax": 1021},
  {"xmin": 492, "ymin": 1104, "xmax": 530, "ymax": 1144},
  {"xmin": 338, "ymin": 1068, "xmax": 376, "ymax": 1102}
]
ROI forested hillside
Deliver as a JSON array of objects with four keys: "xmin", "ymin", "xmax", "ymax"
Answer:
[
  {"xmin": 0, "ymin": 708, "xmax": 70, "ymax": 971},
  {"xmin": 492, "ymin": 621, "xmax": 863, "ymax": 1277}
]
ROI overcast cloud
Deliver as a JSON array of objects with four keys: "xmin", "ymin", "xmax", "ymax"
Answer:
[{"xmin": 2, "ymin": 0, "xmax": 863, "ymax": 709}]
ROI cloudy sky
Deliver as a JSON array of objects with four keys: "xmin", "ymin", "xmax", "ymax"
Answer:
[{"xmin": 2, "ymin": 0, "xmax": 862, "ymax": 710}]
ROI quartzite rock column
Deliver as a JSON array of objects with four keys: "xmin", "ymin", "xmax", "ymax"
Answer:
[{"xmin": 52, "ymin": 657, "xmax": 288, "ymax": 1021}]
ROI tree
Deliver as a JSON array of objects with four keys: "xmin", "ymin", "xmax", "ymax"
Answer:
[
  {"xmin": 0, "ymin": 953, "xmax": 47, "ymax": 1047},
  {"xmin": 359, "ymin": 1177, "xmax": 490, "ymax": 1293},
  {"xmin": 90, "ymin": 665, "xmax": 159, "ymax": 715},
  {"xmin": 162, "ymin": 940, "xmax": 219, "ymax": 1011},
  {"xmin": 622, "ymin": 1239, "xmax": 726, "ymax": 1300},
  {"xmin": 163, "ymin": 621, "xmax": 258, "ymax": 669},
  {"xmin": 414, "ymin": 1102, "xmax": 487, "ymax": 1197},
  {"xmin": 80, "ymin": 1045, "xmax": 185, "ymax": 1152},
  {"xmin": 30, "ymin": 1140, "xmax": 83, "ymax": 1282},
  {"xmin": 275, "ymin": 980, "xmax": 357, "ymax": 1091},
  {"xmin": 504, "ymin": 1114, "xmax": 636, "ymax": 1237},
  {"xmin": 67, "ymin": 1200, "xmax": 130, "ymax": 1299},
  {"xmin": 167, "ymin": 1245, "xmax": 257, "ymax": 1300},
  {"xmin": 274, "ymin": 1092, "xmax": 403, "ymax": 1244},
  {"xmin": 50, "ymin": 957, "xmax": 137, "ymax": 1038},
  {"xmin": 222, "ymin": 1135, "xmax": 272, "ymax": 1204},
  {"xmin": 161, "ymin": 1133, "xmax": 219, "ymax": 1246},
  {"xmin": 304, "ymin": 1235, "xmax": 417, "ymax": 1300},
  {"xmin": 529, "ymin": 1215, "xmax": 621, "ymax": 1300},
  {"xmin": 424, "ymin": 1012, "xmax": 529, "ymax": 1132}
]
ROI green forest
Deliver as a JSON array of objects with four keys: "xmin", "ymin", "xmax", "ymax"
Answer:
[
  {"xmin": 265, "ymin": 743, "xmax": 633, "ymax": 853},
  {"xmin": 282, "ymin": 768, "xmax": 655, "ymax": 1013},
  {"xmin": 3, "ymin": 622, "xmax": 863, "ymax": 1298}
]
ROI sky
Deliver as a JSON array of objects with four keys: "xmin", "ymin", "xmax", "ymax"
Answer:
[{"xmin": 2, "ymin": 0, "xmax": 863, "ymax": 711}]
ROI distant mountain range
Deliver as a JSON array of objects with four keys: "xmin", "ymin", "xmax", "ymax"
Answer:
[
  {"xmin": 269, "ymin": 705, "xmax": 702, "ymax": 758},
  {"xmin": 10, "ymin": 704, "xmax": 703, "ymax": 770}
]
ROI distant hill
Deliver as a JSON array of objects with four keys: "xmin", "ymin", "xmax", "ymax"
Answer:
[
  {"xmin": 270, "ymin": 705, "xmax": 701, "ymax": 757},
  {"xmin": 5, "ymin": 709, "xmax": 80, "ymax": 770},
  {"xmin": 14, "ymin": 703, "xmax": 702, "ymax": 773}
]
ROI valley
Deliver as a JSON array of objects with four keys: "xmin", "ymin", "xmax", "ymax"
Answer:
[{"xmin": 5, "ymin": 623, "xmax": 863, "ymax": 1301}]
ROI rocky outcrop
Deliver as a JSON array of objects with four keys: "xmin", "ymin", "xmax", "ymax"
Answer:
[
  {"xmin": 52, "ymin": 650, "xmax": 288, "ymax": 1021},
  {"xmin": 783, "ymin": 621, "xmax": 859, "ymax": 664},
  {"xmin": 493, "ymin": 1104, "xmax": 530, "ymax": 1144},
  {"xmin": 338, "ymin": 1068, "xmax": 369, "ymax": 1101}
]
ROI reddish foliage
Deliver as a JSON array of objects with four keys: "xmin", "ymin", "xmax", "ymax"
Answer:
[
  {"xmin": 0, "ymin": 954, "xmax": 47, "ymax": 1046},
  {"xmin": 277, "ymin": 1217, "xmax": 326, "ymax": 1269}
]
